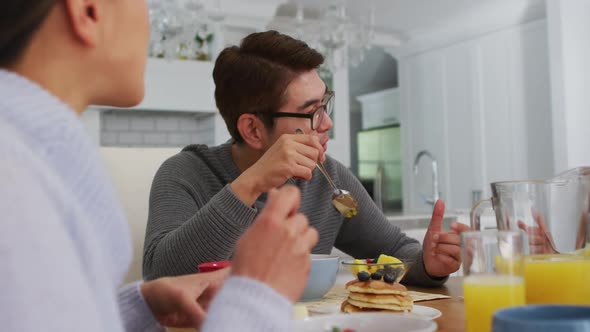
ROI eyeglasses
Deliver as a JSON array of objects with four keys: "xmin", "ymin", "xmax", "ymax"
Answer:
[{"xmin": 268, "ymin": 91, "xmax": 334, "ymax": 130}]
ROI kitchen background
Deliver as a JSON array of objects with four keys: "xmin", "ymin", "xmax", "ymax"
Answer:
[{"xmin": 81, "ymin": 0, "xmax": 590, "ymax": 280}]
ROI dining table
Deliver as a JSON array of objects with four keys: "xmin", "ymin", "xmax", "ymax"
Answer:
[
  {"xmin": 168, "ymin": 277, "xmax": 466, "ymax": 332},
  {"xmin": 303, "ymin": 276, "xmax": 465, "ymax": 332},
  {"xmin": 409, "ymin": 277, "xmax": 465, "ymax": 332}
]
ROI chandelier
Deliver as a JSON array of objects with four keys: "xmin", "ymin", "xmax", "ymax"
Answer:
[
  {"xmin": 148, "ymin": 0, "xmax": 225, "ymax": 61},
  {"xmin": 147, "ymin": 0, "xmax": 388, "ymax": 71},
  {"xmin": 268, "ymin": 0, "xmax": 379, "ymax": 71}
]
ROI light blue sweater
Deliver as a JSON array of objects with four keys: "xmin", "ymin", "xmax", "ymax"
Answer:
[{"xmin": 0, "ymin": 69, "xmax": 292, "ymax": 332}]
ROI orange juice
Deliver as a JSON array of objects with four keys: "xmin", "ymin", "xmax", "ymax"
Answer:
[
  {"xmin": 524, "ymin": 254, "xmax": 590, "ymax": 304},
  {"xmin": 464, "ymin": 275, "xmax": 526, "ymax": 332}
]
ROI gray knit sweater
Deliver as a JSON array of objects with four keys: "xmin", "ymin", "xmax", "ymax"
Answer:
[{"xmin": 143, "ymin": 142, "xmax": 446, "ymax": 287}]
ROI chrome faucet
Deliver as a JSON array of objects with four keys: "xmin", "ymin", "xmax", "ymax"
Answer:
[{"xmin": 413, "ymin": 150, "xmax": 440, "ymax": 206}]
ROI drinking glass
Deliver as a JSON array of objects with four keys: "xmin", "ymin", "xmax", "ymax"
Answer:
[
  {"xmin": 462, "ymin": 230, "xmax": 526, "ymax": 332},
  {"xmin": 470, "ymin": 167, "xmax": 590, "ymax": 304}
]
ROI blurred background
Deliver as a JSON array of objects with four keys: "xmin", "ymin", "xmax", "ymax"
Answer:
[{"xmin": 83, "ymin": 1, "xmax": 590, "ymax": 279}]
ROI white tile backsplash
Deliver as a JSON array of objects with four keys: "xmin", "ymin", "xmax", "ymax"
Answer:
[
  {"xmin": 100, "ymin": 110, "xmax": 216, "ymax": 147},
  {"xmin": 155, "ymin": 117, "xmax": 180, "ymax": 131},
  {"xmin": 130, "ymin": 117, "xmax": 155, "ymax": 131}
]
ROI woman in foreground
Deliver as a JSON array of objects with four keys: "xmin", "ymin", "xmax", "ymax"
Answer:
[{"xmin": 0, "ymin": 0, "xmax": 318, "ymax": 331}]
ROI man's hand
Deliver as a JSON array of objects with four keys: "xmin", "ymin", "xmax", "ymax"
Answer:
[
  {"xmin": 140, "ymin": 267, "xmax": 230, "ymax": 329},
  {"xmin": 422, "ymin": 200, "xmax": 471, "ymax": 278},
  {"xmin": 517, "ymin": 210, "xmax": 558, "ymax": 254},
  {"xmin": 231, "ymin": 185, "xmax": 319, "ymax": 302},
  {"xmin": 231, "ymin": 134, "xmax": 324, "ymax": 206}
]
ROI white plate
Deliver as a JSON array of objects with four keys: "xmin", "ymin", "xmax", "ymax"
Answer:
[
  {"xmin": 294, "ymin": 312, "xmax": 437, "ymax": 332},
  {"xmin": 406, "ymin": 305, "xmax": 442, "ymax": 320},
  {"xmin": 305, "ymin": 304, "xmax": 442, "ymax": 321}
]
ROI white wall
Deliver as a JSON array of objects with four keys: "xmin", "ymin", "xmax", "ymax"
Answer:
[
  {"xmin": 100, "ymin": 147, "xmax": 180, "ymax": 283},
  {"xmin": 81, "ymin": 108, "xmax": 101, "ymax": 146},
  {"xmin": 400, "ymin": 20, "xmax": 553, "ymax": 213},
  {"xmin": 330, "ymin": 65, "xmax": 351, "ymax": 167},
  {"xmin": 546, "ymin": 0, "xmax": 590, "ymax": 172},
  {"xmin": 136, "ymin": 58, "xmax": 216, "ymax": 113}
]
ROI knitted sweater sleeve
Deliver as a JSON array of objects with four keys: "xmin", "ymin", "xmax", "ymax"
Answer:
[
  {"xmin": 331, "ymin": 159, "xmax": 447, "ymax": 287},
  {"xmin": 117, "ymin": 282, "xmax": 164, "ymax": 332},
  {"xmin": 201, "ymin": 277, "xmax": 293, "ymax": 332},
  {"xmin": 0, "ymin": 163, "xmax": 117, "ymax": 331},
  {"xmin": 143, "ymin": 154, "xmax": 258, "ymax": 280}
]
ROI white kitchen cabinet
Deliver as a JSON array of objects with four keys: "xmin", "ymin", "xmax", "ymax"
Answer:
[
  {"xmin": 91, "ymin": 58, "xmax": 218, "ymax": 113},
  {"xmin": 400, "ymin": 19, "xmax": 553, "ymax": 213},
  {"xmin": 133, "ymin": 58, "xmax": 217, "ymax": 113},
  {"xmin": 357, "ymin": 88, "xmax": 400, "ymax": 129}
]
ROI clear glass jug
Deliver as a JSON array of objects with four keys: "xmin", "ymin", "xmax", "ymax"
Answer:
[
  {"xmin": 470, "ymin": 167, "xmax": 590, "ymax": 304},
  {"xmin": 471, "ymin": 167, "xmax": 589, "ymax": 254}
]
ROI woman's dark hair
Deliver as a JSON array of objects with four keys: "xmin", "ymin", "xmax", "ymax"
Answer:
[{"xmin": 0, "ymin": 0, "xmax": 55, "ymax": 67}]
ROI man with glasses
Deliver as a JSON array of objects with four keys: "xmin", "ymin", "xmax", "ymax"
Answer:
[
  {"xmin": 143, "ymin": 31, "xmax": 467, "ymax": 287},
  {"xmin": 263, "ymin": 90, "xmax": 334, "ymax": 131}
]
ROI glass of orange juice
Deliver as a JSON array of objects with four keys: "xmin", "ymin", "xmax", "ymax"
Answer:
[
  {"xmin": 462, "ymin": 231, "xmax": 526, "ymax": 332},
  {"xmin": 524, "ymin": 253, "xmax": 590, "ymax": 305}
]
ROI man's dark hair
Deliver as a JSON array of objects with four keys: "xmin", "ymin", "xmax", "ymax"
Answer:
[{"xmin": 213, "ymin": 30, "xmax": 324, "ymax": 143}]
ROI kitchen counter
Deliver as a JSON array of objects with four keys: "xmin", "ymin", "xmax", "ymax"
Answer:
[{"xmin": 386, "ymin": 212, "xmax": 469, "ymax": 231}]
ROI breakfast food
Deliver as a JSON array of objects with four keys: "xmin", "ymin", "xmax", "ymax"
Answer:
[
  {"xmin": 341, "ymin": 254, "xmax": 412, "ymax": 313},
  {"xmin": 328, "ymin": 328, "xmax": 356, "ymax": 332},
  {"xmin": 349, "ymin": 254, "xmax": 406, "ymax": 275},
  {"xmin": 341, "ymin": 272, "xmax": 414, "ymax": 313}
]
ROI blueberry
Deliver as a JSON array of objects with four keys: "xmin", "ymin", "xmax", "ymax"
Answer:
[
  {"xmin": 370, "ymin": 271, "xmax": 383, "ymax": 280},
  {"xmin": 384, "ymin": 265, "xmax": 396, "ymax": 274},
  {"xmin": 357, "ymin": 270, "xmax": 370, "ymax": 281},
  {"xmin": 385, "ymin": 267, "xmax": 398, "ymax": 277},
  {"xmin": 383, "ymin": 273, "xmax": 396, "ymax": 284}
]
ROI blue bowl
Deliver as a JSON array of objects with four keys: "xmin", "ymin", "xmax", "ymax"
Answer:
[
  {"xmin": 299, "ymin": 254, "xmax": 340, "ymax": 302},
  {"xmin": 493, "ymin": 305, "xmax": 590, "ymax": 332}
]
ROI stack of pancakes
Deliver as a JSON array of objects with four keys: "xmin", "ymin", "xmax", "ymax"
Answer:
[{"xmin": 341, "ymin": 279, "xmax": 413, "ymax": 313}]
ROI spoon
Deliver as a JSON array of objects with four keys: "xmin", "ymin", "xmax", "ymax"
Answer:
[{"xmin": 295, "ymin": 128, "xmax": 358, "ymax": 218}]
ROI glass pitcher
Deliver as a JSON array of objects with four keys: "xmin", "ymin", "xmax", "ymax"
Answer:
[
  {"xmin": 470, "ymin": 167, "xmax": 590, "ymax": 304},
  {"xmin": 471, "ymin": 167, "xmax": 589, "ymax": 254}
]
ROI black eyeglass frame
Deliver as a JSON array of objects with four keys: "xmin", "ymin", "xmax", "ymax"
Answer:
[{"xmin": 265, "ymin": 91, "xmax": 335, "ymax": 130}]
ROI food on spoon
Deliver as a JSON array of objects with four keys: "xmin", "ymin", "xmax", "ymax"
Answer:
[{"xmin": 332, "ymin": 197, "xmax": 358, "ymax": 218}]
